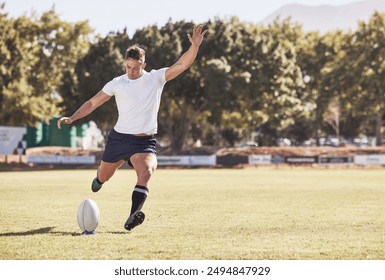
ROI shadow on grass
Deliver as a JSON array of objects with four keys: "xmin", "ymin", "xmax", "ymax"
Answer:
[
  {"xmin": 106, "ymin": 231, "xmax": 128, "ymax": 235},
  {"xmin": 0, "ymin": 227, "xmax": 129, "ymax": 236},
  {"xmin": 0, "ymin": 227, "xmax": 55, "ymax": 236},
  {"xmin": 50, "ymin": 230, "xmax": 82, "ymax": 236},
  {"xmin": 0, "ymin": 227, "xmax": 80, "ymax": 237}
]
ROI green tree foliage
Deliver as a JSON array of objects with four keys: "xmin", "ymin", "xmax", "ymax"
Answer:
[
  {"xmin": 141, "ymin": 18, "xmax": 305, "ymax": 151},
  {"xmin": 226, "ymin": 18, "xmax": 305, "ymax": 145},
  {"xmin": 296, "ymin": 30, "xmax": 348, "ymax": 145},
  {"xmin": 127, "ymin": 21, "xmax": 214, "ymax": 153},
  {"xmin": 2, "ymin": 7, "xmax": 385, "ymax": 148},
  {"xmin": 0, "ymin": 6, "xmax": 92, "ymax": 126},
  {"xmin": 205, "ymin": 18, "xmax": 260, "ymax": 146},
  {"xmin": 337, "ymin": 12, "xmax": 385, "ymax": 145},
  {"xmin": 0, "ymin": 7, "xmax": 32, "ymax": 125},
  {"xmin": 70, "ymin": 36, "xmax": 124, "ymax": 132}
]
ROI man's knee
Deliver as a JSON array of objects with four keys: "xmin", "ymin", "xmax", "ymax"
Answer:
[
  {"xmin": 138, "ymin": 167, "xmax": 154, "ymax": 181},
  {"xmin": 97, "ymin": 160, "xmax": 124, "ymax": 183},
  {"xmin": 97, "ymin": 166, "xmax": 115, "ymax": 183}
]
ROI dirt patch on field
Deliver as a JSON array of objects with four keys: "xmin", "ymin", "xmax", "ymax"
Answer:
[{"xmin": 25, "ymin": 146, "xmax": 103, "ymax": 156}]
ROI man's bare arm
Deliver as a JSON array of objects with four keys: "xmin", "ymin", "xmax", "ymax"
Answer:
[
  {"xmin": 57, "ymin": 91, "xmax": 111, "ymax": 128},
  {"xmin": 165, "ymin": 25, "xmax": 207, "ymax": 82}
]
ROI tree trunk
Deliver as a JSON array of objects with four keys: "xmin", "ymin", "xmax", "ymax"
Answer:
[
  {"xmin": 164, "ymin": 100, "xmax": 207, "ymax": 154},
  {"xmin": 375, "ymin": 108, "xmax": 384, "ymax": 146}
]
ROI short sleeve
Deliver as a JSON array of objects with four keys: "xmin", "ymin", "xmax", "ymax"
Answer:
[
  {"xmin": 102, "ymin": 79, "xmax": 116, "ymax": 96},
  {"xmin": 151, "ymin": 68, "xmax": 168, "ymax": 84}
]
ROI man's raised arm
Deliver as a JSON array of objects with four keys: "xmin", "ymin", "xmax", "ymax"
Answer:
[{"xmin": 165, "ymin": 25, "xmax": 207, "ymax": 82}]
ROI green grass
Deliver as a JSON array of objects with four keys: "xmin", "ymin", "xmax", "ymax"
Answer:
[{"xmin": 0, "ymin": 168, "xmax": 385, "ymax": 260}]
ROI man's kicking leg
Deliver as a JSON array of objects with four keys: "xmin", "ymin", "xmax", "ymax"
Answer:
[{"xmin": 92, "ymin": 160, "xmax": 125, "ymax": 192}]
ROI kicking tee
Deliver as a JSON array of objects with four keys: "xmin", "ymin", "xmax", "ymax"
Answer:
[{"xmin": 102, "ymin": 68, "xmax": 168, "ymax": 135}]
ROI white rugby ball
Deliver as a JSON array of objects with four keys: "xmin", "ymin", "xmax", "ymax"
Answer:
[{"xmin": 77, "ymin": 199, "xmax": 100, "ymax": 233}]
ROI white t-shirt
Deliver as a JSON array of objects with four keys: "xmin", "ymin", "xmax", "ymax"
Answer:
[{"xmin": 102, "ymin": 68, "xmax": 168, "ymax": 135}]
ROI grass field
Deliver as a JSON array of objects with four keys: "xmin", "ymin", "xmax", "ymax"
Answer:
[{"xmin": 0, "ymin": 168, "xmax": 385, "ymax": 260}]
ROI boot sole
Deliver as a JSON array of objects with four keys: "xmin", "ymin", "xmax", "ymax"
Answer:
[{"xmin": 124, "ymin": 211, "xmax": 145, "ymax": 231}]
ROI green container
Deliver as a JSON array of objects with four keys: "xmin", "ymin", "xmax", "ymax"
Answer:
[
  {"xmin": 49, "ymin": 118, "xmax": 77, "ymax": 147},
  {"xmin": 26, "ymin": 122, "xmax": 49, "ymax": 147},
  {"xmin": 76, "ymin": 123, "xmax": 89, "ymax": 138},
  {"xmin": 26, "ymin": 126, "xmax": 38, "ymax": 147},
  {"xmin": 27, "ymin": 118, "xmax": 89, "ymax": 148},
  {"xmin": 40, "ymin": 122, "xmax": 50, "ymax": 146}
]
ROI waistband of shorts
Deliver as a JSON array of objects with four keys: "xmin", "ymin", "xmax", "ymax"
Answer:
[{"xmin": 111, "ymin": 129, "xmax": 154, "ymax": 138}]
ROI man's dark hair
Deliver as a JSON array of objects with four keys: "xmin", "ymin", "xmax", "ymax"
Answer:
[{"xmin": 125, "ymin": 44, "xmax": 146, "ymax": 62}]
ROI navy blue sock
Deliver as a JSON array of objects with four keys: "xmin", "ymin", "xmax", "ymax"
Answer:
[{"xmin": 130, "ymin": 185, "xmax": 149, "ymax": 215}]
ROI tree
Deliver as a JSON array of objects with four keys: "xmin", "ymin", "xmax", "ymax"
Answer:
[
  {"xmin": 339, "ymin": 12, "xmax": 385, "ymax": 145},
  {"xmin": 297, "ymin": 30, "xmax": 347, "ymax": 145},
  {"xmin": 323, "ymin": 99, "xmax": 341, "ymax": 140},
  {"xmin": 69, "ymin": 35, "xmax": 124, "ymax": 132},
  {"xmin": 0, "ymin": 7, "xmax": 93, "ymax": 126},
  {"xmin": 233, "ymin": 18, "xmax": 305, "ymax": 145},
  {"xmin": 208, "ymin": 18, "xmax": 267, "ymax": 146},
  {"xmin": 0, "ymin": 6, "xmax": 32, "ymax": 125},
  {"xmin": 29, "ymin": 10, "xmax": 92, "ymax": 120},
  {"xmin": 159, "ymin": 21, "xmax": 209, "ymax": 153},
  {"xmin": 126, "ymin": 20, "xmax": 236, "ymax": 153}
]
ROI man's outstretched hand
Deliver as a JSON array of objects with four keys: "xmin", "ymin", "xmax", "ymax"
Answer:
[{"xmin": 188, "ymin": 25, "xmax": 207, "ymax": 47}]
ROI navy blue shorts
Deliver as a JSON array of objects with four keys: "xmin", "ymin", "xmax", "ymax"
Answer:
[{"xmin": 102, "ymin": 129, "xmax": 157, "ymax": 167}]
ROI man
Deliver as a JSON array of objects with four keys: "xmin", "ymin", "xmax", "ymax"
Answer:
[{"xmin": 57, "ymin": 25, "xmax": 206, "ymax": 232}]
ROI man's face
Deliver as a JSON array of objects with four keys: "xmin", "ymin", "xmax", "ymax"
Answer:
[{"xmin": 125, "ymin": 58, "xmax": 146, "ymax": 80}]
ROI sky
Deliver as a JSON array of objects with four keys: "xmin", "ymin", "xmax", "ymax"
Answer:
[{"xmin": 4, "ymin": 0, "xmax": 359, "ymax": 36}]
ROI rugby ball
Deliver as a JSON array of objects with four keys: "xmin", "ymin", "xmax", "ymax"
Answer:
[{"xmin": 77, "ymin": 199, "xmax": 100, "ymax": 233}]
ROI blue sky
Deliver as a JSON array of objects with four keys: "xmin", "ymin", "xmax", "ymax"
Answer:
[{"xmin": 4, "ymin": 0, "xmax": 358, "ymax": 36}]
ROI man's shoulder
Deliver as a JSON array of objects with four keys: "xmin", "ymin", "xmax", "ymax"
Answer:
[
  {"xmin": 148, "ymin": 68, "xmax": 168, "ymax": 74},
  {"xmin": 102, "ymin": 74, "xmax": 126, "ymax": 94},
  {"xmin": 147, "ymin": 68, "xmax": 168, "ymax": 81},
  {"xmin": 111, "ymin": 74, "xmax": 127, "ymax": 82}
]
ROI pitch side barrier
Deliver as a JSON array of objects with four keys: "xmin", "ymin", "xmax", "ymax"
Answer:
[
  {"xmin": 249, "ymin": 155, "xmax": 384, "ymax": 166},
  {"xmin": 157, "ymin": 154, "xmax": 385, "ymax": 166},
  {"xmin": 24, "ymin": 154, "xmax": 385, "ymax": 166},
  {"xmin": 354, "ymin": 154, "xmax": 385, "ymax": 165},
  {"xmin": 27, "ymin": 155, "xmax": 95, "ymax": 164},
  {"xmin": 157, "ymin": 155, "xmax": 216, "ymax": 166}
]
